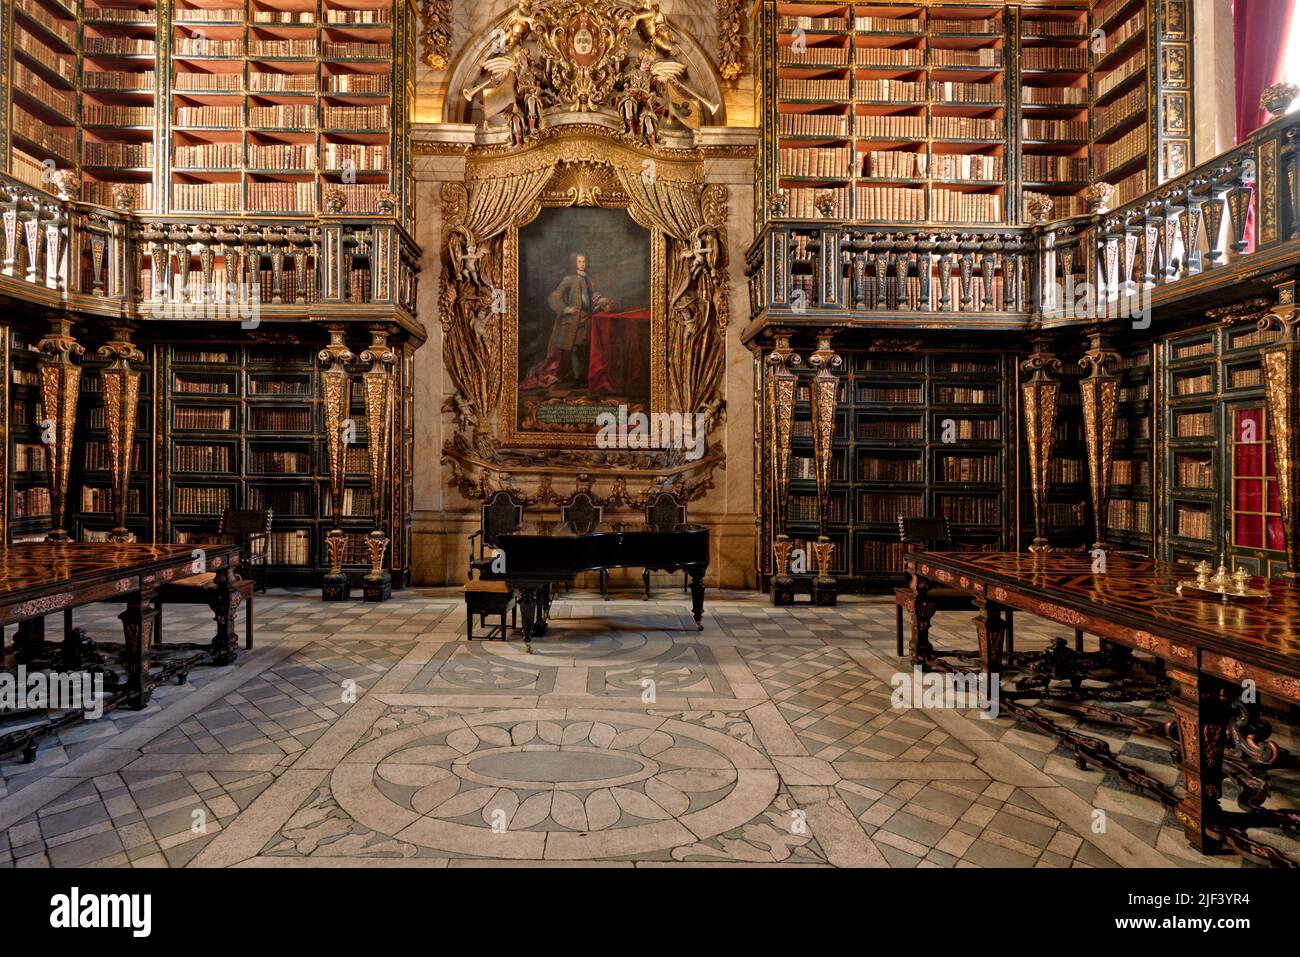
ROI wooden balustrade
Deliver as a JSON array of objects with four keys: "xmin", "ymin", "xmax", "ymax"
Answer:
[{"xmin": 0, "ymin": 173, "xmax": 421, "ymax": 331}]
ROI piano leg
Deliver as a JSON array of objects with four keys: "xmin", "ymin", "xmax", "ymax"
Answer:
[
  {"xmin": 688, "ymin": 567, "xmax": 705, "ymax": 631},
  {"xmin": 518, "ymin": 588, "xmax": 539, "ymax": 654}
]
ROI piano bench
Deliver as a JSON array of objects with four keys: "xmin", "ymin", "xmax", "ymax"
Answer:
[{"xmin": 465, "ymin": 580, "xmax": 516, "ymax": 641}]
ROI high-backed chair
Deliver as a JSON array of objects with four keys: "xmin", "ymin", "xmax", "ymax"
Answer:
[
  {"xmin": 465, "ymin": 490, "xmax": 525, "ymax": 640},
  {"xmin": 561, "ymin": 491, "xmax": 607, "ymax": 597},
  {"xmin": 893, "ymin": 516, "xmax": 1013, "ymax": 657},
  {"xmin": 642, "ymin": 490, "xmax": 688, "ymax": 599},
  {"xmin": 156, "ymin": 508, "xmax": 269, "ymax": 650},
  {"xmin": 467, "ymin": 490, "xmax": 525, "ymax": 580}
]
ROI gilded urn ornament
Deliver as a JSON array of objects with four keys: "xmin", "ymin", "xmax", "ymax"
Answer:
[{"xmin": 1261, "ymin": 82, "xmax": 1299, "ymax": 119}]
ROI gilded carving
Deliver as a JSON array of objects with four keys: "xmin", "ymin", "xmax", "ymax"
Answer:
[
  {"xmin": 97, "ymin": 327, "xmax": 144, "ymax": 543},
  {"xmin": 36, "ymin": 319, "xmax": 83, "ymax": 541},
  {"xmin": 1021, "ymin": 349, "xmax": 1062, "ymax": 552},
  {"xmin": 1078, "ymin": 337, "xmax": 1119, "ymax": 549}
]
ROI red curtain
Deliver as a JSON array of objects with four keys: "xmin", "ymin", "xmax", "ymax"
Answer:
[{"xmin": 1235, "ymin": 0, "xmax": 1296, "ymax": 142}]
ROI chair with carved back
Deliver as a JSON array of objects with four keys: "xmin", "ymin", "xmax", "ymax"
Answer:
[
  {"xmin": 464, "ymin": 490, "xmax": 525, "ymax": 640},
  {"xmin": 561, "ymin": 491, "xmax": 608, "ymax": 597},
  {"xmin": 893, "ymin": 516, "xmax": 1013, "ymax": 656},
  {"xmin": 641, "ymin": 490, "xmax": 689, "ymax": 599},
  {"xmin": 155, "ymin": 508, "xmax": 269, "ymax": 650},
  {"xmin": 467, "ymin": 490, "xmax": 525, "ymax": 579}
]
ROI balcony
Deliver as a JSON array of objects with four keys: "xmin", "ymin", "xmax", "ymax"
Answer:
[
  {"xmin": 743, "ymin": 111, "xmax": 1299, "ymax": 343},
  {"xmin": 0, "ymin": 176, "xmax": 422, "ymax": 339}
]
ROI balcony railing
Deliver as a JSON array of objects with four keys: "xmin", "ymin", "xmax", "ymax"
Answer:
[
  {"xmin": 744, "ymin": 111, "xmax": 1300, "ymax": 340},
  {"xmin": 0, "ymin": 176, "xmax": 421, "ymax": 333}
]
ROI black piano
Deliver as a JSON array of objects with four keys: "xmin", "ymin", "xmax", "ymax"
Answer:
[{"xmin": 493, "ymin": 524, "xmax": 709, "ymax": 652}]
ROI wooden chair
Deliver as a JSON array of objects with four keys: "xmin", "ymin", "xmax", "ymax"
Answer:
[
  {"xmin": 641, "ymin": 490, "xmax": 688, "ymax": 599},
  {"xmin": 155, "ymin": 508, "xmax": 270, "ymax": 651},
  {"xmin": 893, "ymin": 516, "xmax": 1014, "ymax": 657},
  {"xmin": 560, "ymin": 491, "xmax": 607, "ymax": 597},
  {"xmin": 465, "ymin": 490, "xmax": 525, "ymax": 639},
  {"xmin": 467, "ymin": 489, "xmax": 525, "ymax": 580}
]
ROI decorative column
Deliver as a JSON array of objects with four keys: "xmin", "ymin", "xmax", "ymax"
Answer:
[
  {"xmin": 37, "ymin": 318, "xmax": 84, "ymax": 541},
  {"xmin": 808, "ymin": 333, "xmax": 842, "ymax": 605},
  {"xmin": 319, "ymin": 327, "xmax": 354, "ymax": 600},
  {"xmin": 98, "ymin": 324, "xmax": 144, "ymax": 543},
  {"xmin": 1020, "ymin": 342, "xmax": 1062, "ymax": 553},
  {"xmin": 1078, "ymin": 331, "xmax": 1120, "ymax": 550},
  {"xmin": 360, "ymin": 327, "xmax": 397, "ymax": 602},
  {"xmin": 1261, "ymin": 280, "xmax": 1300, "ymax": 579},
  {"xmin": 765, "ymin": 332, "xmax": 800, "ymax": 605}
]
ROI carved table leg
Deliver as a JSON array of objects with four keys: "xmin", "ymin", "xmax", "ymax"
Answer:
[
  {"xmin": 689, "ymin": 567, "xmax": 705, "ymax": 630},
  {"xmin": 13, "ymin": 617, "xmax": 45, "ymax": 663},
  {"xmin": 908, "ymin": 576, "xmax": 936, "ymax": 664},
  {"xmin": 974, "ymin": 597, "xmax": 1009, "ymax": 674},
  {"xmin": 1168, "ymin": 667, "xmax": 1229, "ymax": 853},
  {"xmin": 120, "ymin": 588, "xmax": 158, "ymax": 709},
  {"xmin": 208, "ymin": 566, "xmax": 238, "ymax": 666}
]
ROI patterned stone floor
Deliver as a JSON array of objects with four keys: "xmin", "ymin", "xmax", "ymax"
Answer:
[{"xmin": 0, "ymin": 587, "xmax": 1294, "ymax": 868}]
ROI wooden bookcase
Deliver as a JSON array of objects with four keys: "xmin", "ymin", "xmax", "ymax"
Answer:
[
  {"xmin": 756, "ymin": 0, "xmax": 1192, "ymax": 227},
  {"xmin": 774, "ymin": 346, "xmax": 1016, "ymax": 591},
  {"xmin": 1106, "ymin": 342, "xmax": 1154, "ymax": 551},
  {"xmin": 1160, "ymin": 322, "xmax": 1286, "ymax": 576},
  {"xmin": 4, "ymin": 327, "xmax": 53, "ymax": 543},
  {"xmin": 3, "ymin": 0, "xmax": 414, "ymax": 221}
]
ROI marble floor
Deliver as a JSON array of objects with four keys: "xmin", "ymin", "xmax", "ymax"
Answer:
[{"xmin": 0, "ymin": 587, "xmax": 1292, "ymax": 868}]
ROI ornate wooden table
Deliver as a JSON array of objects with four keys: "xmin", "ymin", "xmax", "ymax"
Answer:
[
  {"xmin": 902, "ymin": 550, "xmax": 1300, "ymax": 865},
  {"xmin": 0, "ymin": 543, "xmax": 242, "ymax": 714}
]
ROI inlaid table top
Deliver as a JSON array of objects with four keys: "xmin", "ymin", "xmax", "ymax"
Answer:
[
  {"xmin": 906, "ymin": 551, "xmax": 1300, "ymax": 676},
  {"xmin": 0, "ymin": 543, "xmax": 239, "ymax": 604}
]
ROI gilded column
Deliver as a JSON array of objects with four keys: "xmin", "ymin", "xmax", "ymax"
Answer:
[
  {"xmin": 360, "ymin": 327, "xmax": 397, "ymax": 601},
  {"xmin": 808, "ymin": 332, "xmax": 841, "ymax": 605},
  {"xmin": 765, "ymin": 332, "xmax": 799, "ymax": 604},
  {"xmin": 319, "ymin": 327, "xmax": 354, "ymax": 600},
  {"xmin": 98, "ymin": 324, "xmax": 144, "ymax": 543},
  {"xmin": 1261, "ymin": 280, "xmax": 1300, "ymax": 578},
  {"xmin": 1078, "ymin": 332, "xmax": 1120, "ymax": 550},
  {"xmin": 37, "ymin": 317, "xmax": 84, "ymax": 542},
  {"xmin": 1021, "ymin": 343, "xmax": 1062, "ymax": 553}
]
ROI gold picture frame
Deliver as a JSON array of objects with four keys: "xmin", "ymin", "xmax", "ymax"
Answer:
[{"xmin": 499, "ymin": 171, "xmax": 668, "ymax": 448}]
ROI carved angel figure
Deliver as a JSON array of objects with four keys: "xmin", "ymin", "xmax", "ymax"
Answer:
[
  {"xmin": 447, "ymin": 225, "xmax": 484, "ymax": 288},
  {"xmin": 616, "ymin": 48, "xmax": 687, "ymax": 147},
  {"xmin": 467, "ymin": 45, "xmax": 545, "ymax": 145}
]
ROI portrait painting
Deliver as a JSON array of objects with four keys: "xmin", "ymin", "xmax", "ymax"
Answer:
[{"xmin": 506, "ymin": 203, "xmax": 661, "ymax": 444}]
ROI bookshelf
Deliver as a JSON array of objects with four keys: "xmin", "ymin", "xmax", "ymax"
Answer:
[
  {"xmin": 4, "ymin": 0, "xmax": 412, "ymax": 221},
  {"xmin": 759, "ymin": 1, "xmax": 1191, "ymax": 228},
  {"xmin": 1157, "ymin": 321, "xmax": 1288, "ymax": 577},
  {"xmin": 1106, "ymin": 342, "xmax": 1153, "ymax": 551},
  {"xmin": 5, "ymin": 328, "xmax": 54, "ymax": 543},
  {"xmin": 776, "ymin": 347, "xmax": 1015, "ymax": 591},
  {"xmin": 158, "ymin": 342, "xmax": 329, "ymax": 584}
]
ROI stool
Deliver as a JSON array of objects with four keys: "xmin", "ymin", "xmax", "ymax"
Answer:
[{"xmin": 465, "ymin": 577, "xmax": 516, "ymax": 641}]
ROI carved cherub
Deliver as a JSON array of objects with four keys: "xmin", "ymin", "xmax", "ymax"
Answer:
[
  {"xmin": 448, "ymin": 226, "xmax": 483, "ymax": 288},
  {"xmin": 633, "ymin": 0, "xmax": 676, "ymax": 54}
]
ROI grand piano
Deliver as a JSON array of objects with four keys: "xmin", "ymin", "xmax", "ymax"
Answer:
[{"xmin": 492, "ymin": 524, "xmax": 709, "ymax": 652}]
